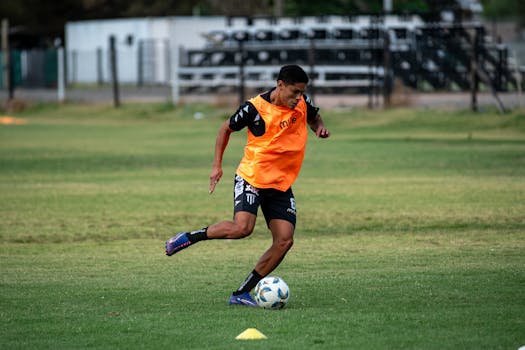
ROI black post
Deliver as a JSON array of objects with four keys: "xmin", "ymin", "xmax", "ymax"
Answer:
[
  {"xmin": 2, "ymin": 18, "xmax": 14, "ymax": 102},
  {"xmin": 237, "ymin": 37, "xmax": 245, "ymax": 104},
  {"xmin": 96, "ymin": 47, "xmax": 103, "ymax": 86},
  {"xmin": 8, "ymin": 50, "xmax": 14, "ymax": 100},
  {"xmin": 71, "ymin": 50, "xmax": 77, "ymax": 84},
  {"xmin": 137, "ymin": 40, "xmax": 143, "ymax": 87},
  {"xmin": 368, "ymin": 25, "xmax": 376, "ymax": 109},
  {"xmin": 109, "ymin": 35, "xmax": 120, "ymax": 108},
  {"xmin": 496, "ymin": 36, "xmax": 503, "ymax": 91},
  {"xmin": 470, "ymin": 28, "xmax": 479, "ymax": 112},
  {"xmin": 382, "ymin": 28, "xmax": 391, "ymax": 109},
  {"xmin": 308, "ymin": 37, "xmax": 316, "ymax": 101}
]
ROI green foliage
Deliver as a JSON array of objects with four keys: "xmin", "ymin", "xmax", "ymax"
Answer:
[
  {"xmin": 481, "ymin": 0, "xmax": 522, "ymax": 19},
  {"xmin": 9, "ymin": 0, "xmax": 522, "ymax": 47},
  {"xmin": 284, "ymin": 0, "xmax": 378, "ymax": 16},
  {"xmin": 1, "ymin": 103, "xmax": 524, "ymax": 349},
  {"xmin": 282, "ymin": 0, "xmax": 431, "ymax": 16},
  {"xmin": 393, "ymin": 0, "xmax": 429, "ymax": 13}
]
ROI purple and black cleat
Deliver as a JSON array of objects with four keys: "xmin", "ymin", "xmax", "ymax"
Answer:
[
  {"xmin": 228, "ymin": 292, "xmax": 258, "ymax": 307},
  {"xmin": 165, "ymin": 232, "xmax": 192, "ymax": 256}
]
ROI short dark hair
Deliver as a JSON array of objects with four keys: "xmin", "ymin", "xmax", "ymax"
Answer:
[{"xmin": 277, "ymin": 65, "xmax": 309, "ymax": 85}]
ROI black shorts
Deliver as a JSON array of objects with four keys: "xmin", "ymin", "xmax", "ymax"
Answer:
[{"xmin": 233, "ymin": 174, "xmax": 296, "ymax": 227}]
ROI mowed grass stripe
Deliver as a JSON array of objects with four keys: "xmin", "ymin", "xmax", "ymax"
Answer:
[{"xmin": 0, "ymin": 103, "xmax": 524, "ymax": 349}]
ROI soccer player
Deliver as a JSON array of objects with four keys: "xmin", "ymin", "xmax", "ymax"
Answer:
[{"xmin": 166, "ymin": 64, "xmax": 330, "ymax": 306}]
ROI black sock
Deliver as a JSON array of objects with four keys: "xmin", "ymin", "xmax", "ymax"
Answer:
[
  {"xmin": 233, "ymin": 269, "xmax": 264, "ymax": 295},
  {"xmin": 187, "ymin": 227, "xmax": 208, "ymax": 243}
]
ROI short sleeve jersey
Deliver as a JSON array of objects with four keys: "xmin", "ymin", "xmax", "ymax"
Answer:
[{"xmin": 229, "ymin": 88, "xmax": 319, "ymax": 134}]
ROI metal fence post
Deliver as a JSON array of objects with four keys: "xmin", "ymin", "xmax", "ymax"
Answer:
[
  {"xmin": 308, "ymin": 36, "xmax": 316, "ymax": 101},
  {"xmin": 97, "ymin": 47, "xmax": 103, "ymax": 85},
  {"xmin": 109, "ymin": 35, "xmax": 120, "ymax": 108},
  {"xmin": 470, "ymin": 28, "xmax": 479, "ymax": 112},
  {"xmin": 137, "ymin": 40, "xmax": 143, "ymax": 87},
  {"xmin": 237, "ymin": 35, "xmax": 246, "ymax": 105},
  {"xmin": 2, "ymin": 18, "xmax": 14, "ymax": 101},
  {"xmin": 57, "ymin": 46, "xmax": 65, "ymax": 102},
  {"xmin": 382, "ymin": 28, "xmax": 391, "ymax": 109}
]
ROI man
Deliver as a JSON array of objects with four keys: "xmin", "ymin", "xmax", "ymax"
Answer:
[{"xmin": 166, "ymin": 64, "xmax": 330, "ymax": 306}]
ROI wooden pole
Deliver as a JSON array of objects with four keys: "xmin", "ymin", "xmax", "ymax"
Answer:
[
  {"xmin": 57, "ymin": 47, "xmax": 65, "ymax": 102},
  {"xmin": 97, "ymin": 47, "xmax": 103, "ymax": 85},
  {"xmin": 109, "ymin": 35, "xmax": 120, "ymax": 108},
  {"xmin": 470, "ymin": 28, "xmax": 479, "ymax": 112},
  {"xmin": 382, "ymin": 29, "xmax": 391, "ymax": 109},
  {"xmin": 2, "ymin": 18, "xmax": 13, "ymax": 102},
  {"xmin": 137, "ymin": 41, "xmax": 143, "ymax": 87},
  {"xmin": 238, "ymin": 38, "xmax": 245, "ymax": 105},
  {"xmin": 308, "ymin": 37, "xmax": 316, "ymax": 101}
]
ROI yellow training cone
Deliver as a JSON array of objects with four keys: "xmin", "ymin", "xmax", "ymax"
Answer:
[{"xmin": 235, "ymin": 328, "xmax": 267, "ymax": 340}]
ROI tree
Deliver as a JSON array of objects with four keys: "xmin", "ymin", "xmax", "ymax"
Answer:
[
  {"xmin": 2, "ymin": 0, "xmax": 523, "ymax": 49},
  {"xmin": 481, "ymin": 0, "xmax": 525, "ymax": 27}
]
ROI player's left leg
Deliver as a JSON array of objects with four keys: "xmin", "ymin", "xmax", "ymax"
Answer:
[
  {"xmin": 229, "ymin": 188, "xmax": 296, "ymax": 306},
  {"xmin": 254, "ymin": 219, "xmax": 294, "ymax": 276},
  {"xmin": 228, "ymin": 219, "xmax": 294, "ymax": 307},
  {"xmin": 253, "ymin": 187, "xmax": 297, "ymax": 276}
]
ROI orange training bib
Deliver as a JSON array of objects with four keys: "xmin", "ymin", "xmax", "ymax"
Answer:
[{"xmin": 236, "ymin": 95, "xmax": 309, "ymax": 191}]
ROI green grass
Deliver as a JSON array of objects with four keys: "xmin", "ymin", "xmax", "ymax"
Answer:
[{"xmin": 1, "ymin": 103, "xmax": 524, "ymax": 349}]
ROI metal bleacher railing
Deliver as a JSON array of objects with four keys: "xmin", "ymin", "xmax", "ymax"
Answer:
[{"xmin": 176, "ymin": 15, "xmax": 523, "ymax": 95}]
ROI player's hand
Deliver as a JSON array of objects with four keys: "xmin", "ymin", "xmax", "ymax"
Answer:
[
  {"xmin": 209, "ymin": 167, "xmax": 223, "ymax": 194},
  {"xmin": 316, "ymin": 126, "xmax": 330, "ymax": 138}
]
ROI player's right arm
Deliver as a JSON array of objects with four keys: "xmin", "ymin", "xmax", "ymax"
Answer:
[
  {"xmin": 209, "ymin": 101, "xmax": 258, "ymax": 194},
  {"xmin": 209, "ymin": 120, "xmax": 233, "ymax": 194}
]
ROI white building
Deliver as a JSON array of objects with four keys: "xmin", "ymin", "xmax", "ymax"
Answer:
[{"xmin": 65, "ymin": 16, "xmax": 227, "ymax": 85}]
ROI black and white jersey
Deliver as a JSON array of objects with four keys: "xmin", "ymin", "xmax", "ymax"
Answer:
[{"xmin": 229, "ymin": 88, "xmax": 319, "ymax": 136}]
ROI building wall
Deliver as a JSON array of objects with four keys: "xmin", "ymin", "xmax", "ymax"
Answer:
[{"xmin": 65, "ymin": 16, "xmax": 227, "ymax": 84}]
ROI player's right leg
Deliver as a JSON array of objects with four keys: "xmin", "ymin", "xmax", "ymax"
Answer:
[
  {"xmin": 206, "ymin": 211, "xmax": 256, "ymax": 239},
  {"xmin": 165, "ymin": 211, "xmax": 257, "ymax": 256},
  {"xmin": 166, "ymin": 174, "xmax": 259, "ymax": 256}
]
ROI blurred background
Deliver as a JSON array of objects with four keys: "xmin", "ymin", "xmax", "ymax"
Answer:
[{"xmin": 1, "ymin": 0, "xmax": 524, "ymax": 109}]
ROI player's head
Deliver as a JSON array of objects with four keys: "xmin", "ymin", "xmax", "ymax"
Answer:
[
  {"xmin": 275, "ymin": 65, "xmax": 308, "ymax": 109},
  {"xmin": 277, "ymin": 65, "xmax": 309, "ymax": 85}
]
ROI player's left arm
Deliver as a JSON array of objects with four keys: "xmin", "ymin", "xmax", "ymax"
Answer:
[
  {"xmin": 304, "ymin": 95, "xmax": 330, "ymax": 138},
  {"xmin": 308, "ymin": 114, "xmax": 330, "ymax": 138}
]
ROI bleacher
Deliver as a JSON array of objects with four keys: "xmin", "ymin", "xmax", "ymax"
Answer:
[
  {"xmin": 178, "ymin": 15, "xmax": 408, "ymax": 93},
  {"xmin": 177, "ymin": 2, "xmax": 523, "ymax": 94}
]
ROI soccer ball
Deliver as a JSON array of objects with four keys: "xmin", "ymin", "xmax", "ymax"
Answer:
[{"xmin": 254, "ymin": 276, "xmax": 290, "ymax": 309}]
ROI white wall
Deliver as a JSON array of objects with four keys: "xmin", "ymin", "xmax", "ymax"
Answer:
[
  {"xmin": 66, "ymin": 18, "xmax": 165, "ymax": 83},
  {"xmin": 66, "ymin": 17, "xmax": 227, "ymax": 84}
]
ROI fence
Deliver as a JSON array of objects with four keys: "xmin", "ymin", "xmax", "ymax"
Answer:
[
  {"xmin": 67, "ymin": 39, "xmax": 170, "ymax": 86},
  {"xmin": 177, "ymin": 21, "xmax": 525, "ymax": 95},
  {"xmin": 0, "ymin": 40, "xmax": 170, "ymax": 92},
  {"xmin": 2, "ymin": 23, "xmax": 524, "ymax": 109},
  {"xmin": 0, "ymin": 49, "xmax": 58, "ymax": 89}
]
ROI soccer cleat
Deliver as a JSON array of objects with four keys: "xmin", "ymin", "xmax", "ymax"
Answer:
[
  {"xmin": 165, "ymin": 232, "xmax": 192, "ymax": 256},
  {"xmin": 228, "ymin": 292, "xmax": 258, "ymax": 307}
]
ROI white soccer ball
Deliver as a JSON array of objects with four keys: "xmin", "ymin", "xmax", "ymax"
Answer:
[{"xmin": 254, "ymin": 276, "xmax": 290, "ymax": 309}]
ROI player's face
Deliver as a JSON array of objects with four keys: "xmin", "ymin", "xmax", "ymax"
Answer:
[{"xmin": 277, "ymin": 81, "xmax": 307, "ymax": 109}]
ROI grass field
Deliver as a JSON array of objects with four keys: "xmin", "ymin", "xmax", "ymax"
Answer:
[{"xmin": 1, "ymin": 102, "xmax": 524, "ymax": 349}]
